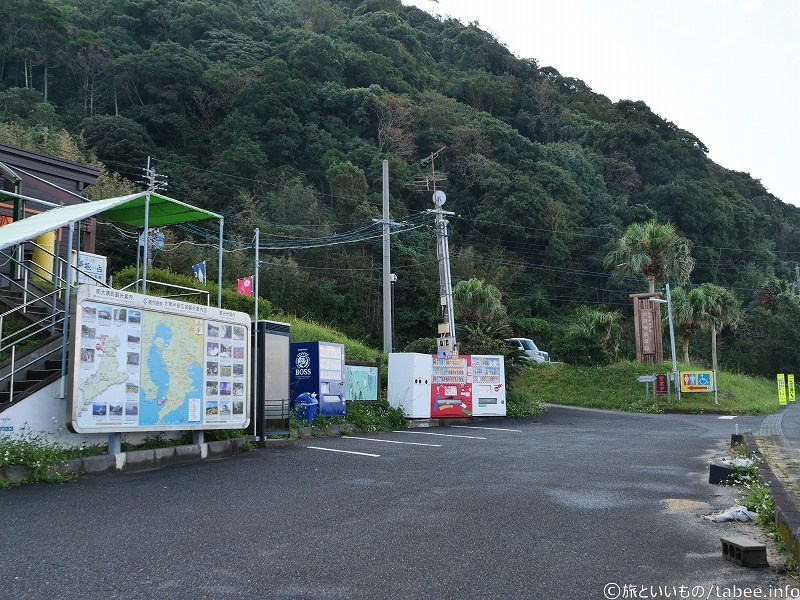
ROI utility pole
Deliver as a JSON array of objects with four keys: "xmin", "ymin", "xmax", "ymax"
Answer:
[
  {"xmin": 373, "ymin": 160, "xmax": 403, "ymax": 354},
  {"xmin": 140, "ymin": 157, "xmax": 167, "ymax": 291},
  {"xmin": 795, "ymin": 264, "xmax": 800, "ymax": 298},
  {"xmin": 381, "ymin": 161, "xmax": 391, "ymax": 353},
  {"xmin": 422, "ymin": 147, "xmax": 457, "ymax": 357}
]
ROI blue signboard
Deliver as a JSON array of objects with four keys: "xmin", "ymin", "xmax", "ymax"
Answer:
[{"xmin": 290, "ymin": 342, "xmax": 346, "ymax": 417}]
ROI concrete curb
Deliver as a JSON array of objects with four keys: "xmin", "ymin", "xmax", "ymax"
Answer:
[
  {"xmin": 743, "ymin": 432, "xmax": 800, "ymax": 565},
  {"xmin": 1, "ymin": 424, "xmax": 366, "ymax": 485}
]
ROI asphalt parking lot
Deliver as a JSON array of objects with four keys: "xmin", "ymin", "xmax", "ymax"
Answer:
[{"xmin": 0, "ymin": 406, "xmax": 794, "ymax": 599}]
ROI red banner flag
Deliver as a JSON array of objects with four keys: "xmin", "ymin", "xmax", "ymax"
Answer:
[{"xmin": 237, "ymin": 276, "xmax": 253, "ymax": 296}]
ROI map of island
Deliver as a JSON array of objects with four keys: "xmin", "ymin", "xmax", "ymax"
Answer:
[
  {"xmin": 79, "ymin": 335, "xmax": 128, "ymax": 413},
  {"xmin": 140, "ymin": 314, "xmax": 204, "ymax": 426}
]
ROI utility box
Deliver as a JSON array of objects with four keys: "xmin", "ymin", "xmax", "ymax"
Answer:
[
  {"xmin": 388, "ymin": 353, "xmax": 433, "ymax": 418},
  {"xmin": 290, "ymin": 342, "xmax": 346, "ymax": 417},
  {"xmin": 253, "ymin": 320, "xmax": 291, "ymax": 437}
]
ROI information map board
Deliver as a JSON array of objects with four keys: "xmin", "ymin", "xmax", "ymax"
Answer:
[{"xmin": 68, "ymin": 285, "xmax": 251, "ymax": 433}]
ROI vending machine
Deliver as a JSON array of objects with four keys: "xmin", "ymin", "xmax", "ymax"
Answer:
[
  {"xmin": 430, "ymin": 355, "xmax": 472, "ymax": 418},
  {"xmin": 387, "ymin": 353, "xmax": 433, "ymax": 418},
  {"xmin": 471, "ymin": 355, "xmax": 506, "ymax": 416},
  {"xmin": 290, "ymin": 341, "xmax": 346, "ymax": 417}
]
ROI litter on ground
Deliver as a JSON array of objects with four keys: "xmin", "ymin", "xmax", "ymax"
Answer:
[{"xmin": 705, "ymin": 505, "xmax": 758, "ymax": 523}]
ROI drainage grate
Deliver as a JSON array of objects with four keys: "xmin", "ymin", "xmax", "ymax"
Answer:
[{"xmin": 720, "ymin": 536, "xmax": 768, "ymax": 568}]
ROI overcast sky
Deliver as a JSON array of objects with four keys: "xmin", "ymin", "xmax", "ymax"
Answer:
[{"xmin": 402, "ymin": 0, "xmax": 800, "ymax": 206}]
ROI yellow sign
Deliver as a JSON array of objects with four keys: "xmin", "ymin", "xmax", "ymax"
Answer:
[
  {"xmin": 680, "ymin": 371, "xmax": 714, "ymax": 393},
  {"xmin": 778, "ymin": 374, "xmax": 787, "ymax": 406},
  {"xmin": 789, "ymin": 374, "xmax": 796, "ymax": 403}
]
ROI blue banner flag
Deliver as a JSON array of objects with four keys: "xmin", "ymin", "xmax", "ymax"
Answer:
[{"xmin": 192, "ymin": 261, "xmax": 206, "ymax": 284}]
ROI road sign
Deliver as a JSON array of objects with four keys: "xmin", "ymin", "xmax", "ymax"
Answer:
[
  {"xmin": 637, "ymin": 375, "xmax": 656, "ymax": 383},
  {"xmin": 655, "ymin": 374, "xmax": 669, "ymax": 396},
  {"xmin": 789, "ymin": 374, "xmax": 796, "ymax": 403},
  {"xmin": 680, "ymin": 370, "xmax": 714, "ymax": 393},
  {"xmin": 778, "ymin": 374, "xmax": 787, "ymax": 406}
]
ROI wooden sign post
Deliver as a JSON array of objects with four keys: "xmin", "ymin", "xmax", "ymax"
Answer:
[{"xmin": 630, "ymin": 292, "xmax": 664, "ymax": 365}]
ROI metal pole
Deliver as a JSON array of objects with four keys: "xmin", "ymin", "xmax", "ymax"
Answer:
[
  {"xmin": 108, "ymin": 432, "xmax": 121, "ymax": 455},
  {"xmin": 135, "ymin": 228, "xmax": 141, "ymax": 294},
  {"xmin": 253, "ymin": 227, "xmax": 259, "ymax": 441},
  {"xmin": 142, "ymin": 193, "xmax": 150, "ymax": 295},
  {"xmin": 442, "ymin": 217, "xmax": 456, "ymax": 353},
  {"xmin": 382, "ymin": 160, "xmax": 392, "ymax": 354},
  {"xmin": 59, "ymin": 221, "xmax": 74, "ymax": 398},
  {"xmin": 52, "ymin": 228, "xmax": 61, "ymax": 329},
  {"xmin": 217, "ymin": 218, "xmax": 224, "ymax": 308},
  {"xmin": 75, "ymin": 220, "xmax": 82, "ymax": 287},
  {"xmin": 9, "ymin": 345, "xmax": 15, "ymax": 401},
  {"xmin": 666, "ymin": 283, "xmax": 679, "ymax": 402},
  {"xmin": 390, "ymin": 273, "xmax": 397, "ymax": 352}
]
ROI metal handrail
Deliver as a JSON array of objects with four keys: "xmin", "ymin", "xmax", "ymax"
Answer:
[
  {"xmin": 0, "ymin": 310, "xmax": 65, "ymax": 353},
  {"xmin": 0, "ymin": 287, "xmax": 62, "ymax": 320},
  {"xmin": 29, "ymin": 240, "xmax": 111, "ymax": 289},
  {"xmin": 0, "ymin": 343, "xmax": 62, "ymax": 391},
  {"xmin": 120, "ymin": 278, "xmax": 210, "ymax": 305},
  {"xmin": 0, "ymin": 256, "xmax": 59, "ymax": 312}
]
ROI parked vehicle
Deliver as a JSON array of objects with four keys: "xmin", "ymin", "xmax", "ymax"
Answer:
[{"xmin": 504, "ymin": 338, "xmax": 550, "ymax": 362}]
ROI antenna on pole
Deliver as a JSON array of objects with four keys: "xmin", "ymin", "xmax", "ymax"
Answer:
[{"xmin": 422, "ymin": 147, "xmax": 457, "ymax": 357}]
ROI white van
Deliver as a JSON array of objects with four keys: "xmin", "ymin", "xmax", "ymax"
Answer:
[{"xmin": 504, "ymin": 338, "xmax": 550, "ymax": 362}]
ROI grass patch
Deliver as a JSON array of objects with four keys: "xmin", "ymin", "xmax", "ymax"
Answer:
[
  {"xmin": 506, "ymin": 386, "xmax": 545, "ymax": 418},
  {"xmin": 514, "ymin": 360, "xmax": 779, "ymax": 415},
  {"xmin": 344, "ymin": 402, "xmax": 408, "ymax": 433},
  {"xmin": 0, "ymin": 430, "xmax": 105, "ymax": 485}
]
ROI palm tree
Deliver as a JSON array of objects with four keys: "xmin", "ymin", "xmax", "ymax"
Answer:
[
  {"xmin": 670, "ymin": 286, "xmax": 707, "ymax": 365},
  {"xmin": 605, "ymin": 220, "xmax": 695, "ymax": 293},
  {"xmin": 453, "ymin": 278, "xmax": 507, "ymax": 325},
  {"xmin": 697, "ymin": 283, "xmax": 741, "ymax": 404},
  {"xmin": 570, "ymin": 306, "xmax": 623, "ymax": 362}
]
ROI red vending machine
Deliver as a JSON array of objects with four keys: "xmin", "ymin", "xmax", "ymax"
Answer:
[{"xmin": 430, "ymin": 355, "xmax": 472, "ymax": 418}]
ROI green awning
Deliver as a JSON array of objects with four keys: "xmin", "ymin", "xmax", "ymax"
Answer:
[{"xmin": 0, "ymin": 191, "xmax": 222, "ymax": 252}]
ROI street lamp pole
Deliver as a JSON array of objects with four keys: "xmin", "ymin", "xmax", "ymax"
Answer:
[{"xmin": 654, "ymin": 283, "xmax": 679, "ymax": 401}]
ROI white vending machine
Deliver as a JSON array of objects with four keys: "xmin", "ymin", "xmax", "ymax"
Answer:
[
  {"xmin": 388, "ymin": 353, "xmax": 433, "ymax": 418},
  {"xmin": 471, "ymin": 355, "xmax": 506, "ymax": 416}
]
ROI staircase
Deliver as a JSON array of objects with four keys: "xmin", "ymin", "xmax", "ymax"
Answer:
[{"xmin": 0, "ymin": 249, "xmax": 69, "ymax": 412}]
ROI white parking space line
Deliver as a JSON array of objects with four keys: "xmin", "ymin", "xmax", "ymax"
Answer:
[
  {"xmin": 342, "ymin": 437, "xmax": 442, "ymax": 447},
  {"xmin": 451, "ymin": 425, "xmax": 522, "ymax": 432},
  {"xmin": 393, "ymin": 430, "xmax": 487, "ymax": 440},
  {"xmin": 306, "ymin": 446, "xmax": 380, "ymax": 457},
  {"xmin": 717, "ymin": 416, "xmax": 737, "ymax": 420}
]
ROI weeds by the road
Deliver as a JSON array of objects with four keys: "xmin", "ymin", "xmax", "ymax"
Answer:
[{"xmin": 0, "ymin": 429, "xmax": 104, "ymax": 486}]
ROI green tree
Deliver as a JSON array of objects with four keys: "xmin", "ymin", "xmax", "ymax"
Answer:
[
  {"xmin": 554, "ymin": 307, "xmax": 622, "ymax": 366},
  {"xmin": 697, "ymin": 283, "xmax": 741, "ymax": 404},
  {"xmin": 670, "ymin": 286, "xmax": 706, "ymax": 365},
  {"xmin": 453, "ymin": 278, "xmax": 507, "ymax": 326},
  {"xmin": 605, "ymin": 220, "xmax": 695, "ymax": 293}
]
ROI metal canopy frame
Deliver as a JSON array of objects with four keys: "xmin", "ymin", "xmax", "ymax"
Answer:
[{"xmin": 0, "ymin": 190, "xmax": 224, "ymax": 307}]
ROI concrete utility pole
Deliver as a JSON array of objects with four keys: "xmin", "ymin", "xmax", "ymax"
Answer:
[
  {"xmin": 373, "ymin": 160, "xmax": 404, "ymax": 354},
  {"xmin": 381, "ymin": 161, "xmax": 392, "ymax": 354},
  {"xmin": 795, "ymin": 264, "xmax": 800, "ymax": 298},
  {"xmin": 422, "ymin": 147, "xmax": 457, "ymax": 357},
  {"xmin": 140, "ymin": 157, "xmax": 168, "ymax": 292}
]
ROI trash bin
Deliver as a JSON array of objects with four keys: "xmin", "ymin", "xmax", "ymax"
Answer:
[{"xmin": 293, "ymin": 392, "xmax": 319, "ymax": 423}]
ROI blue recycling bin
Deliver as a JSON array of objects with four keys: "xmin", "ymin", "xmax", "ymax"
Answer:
[{"xmin": 293, "ymin": 392, "xmax": 319, "ymax": 423}]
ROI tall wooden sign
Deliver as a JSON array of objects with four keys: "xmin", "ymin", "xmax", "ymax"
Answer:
[{"xmin": 630, "ymin": 292, "xmax": 663, "ymax": 364}]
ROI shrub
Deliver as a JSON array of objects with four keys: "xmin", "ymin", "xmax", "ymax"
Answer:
[
  {"xmin": 345, "ymin": 401, "xmax": 408, "ymax": 433},
  {"xmin": 506, "ymin": 386, "xmax": 544, "ymax": 418}
]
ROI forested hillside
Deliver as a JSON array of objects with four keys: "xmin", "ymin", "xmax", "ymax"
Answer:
[{"xmin": 2, "ymin": 0, "xmax": 799, "ymax": 373}]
